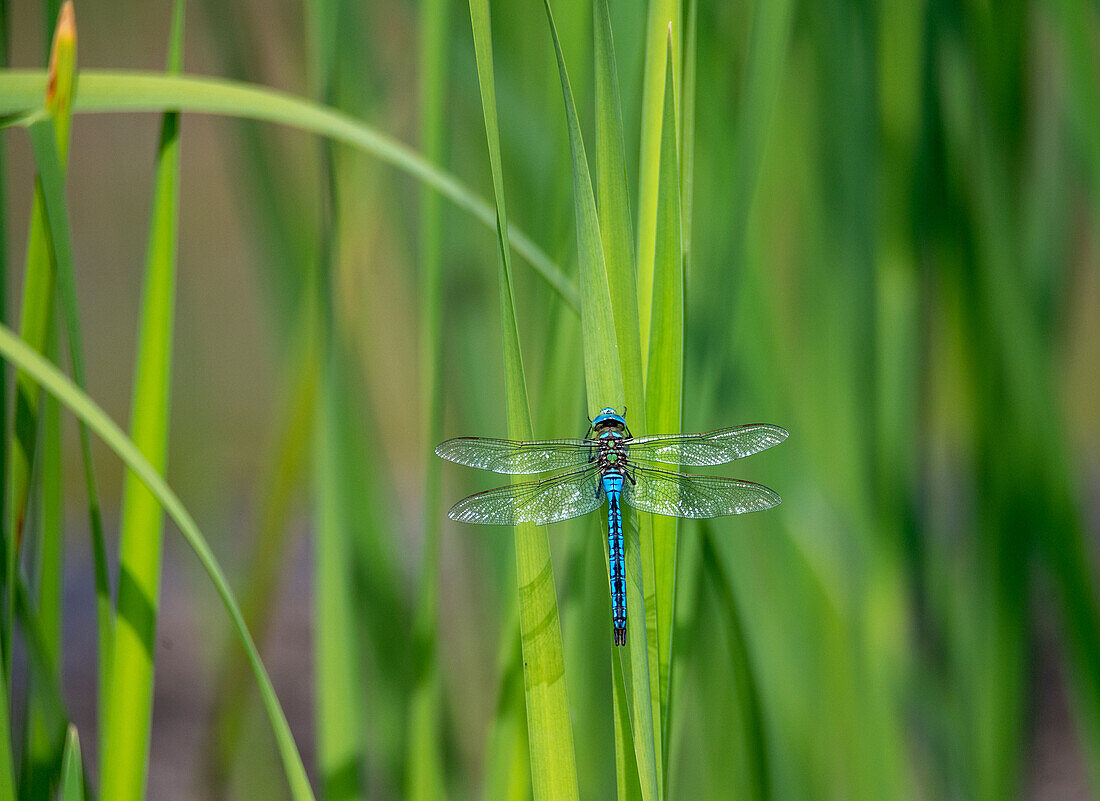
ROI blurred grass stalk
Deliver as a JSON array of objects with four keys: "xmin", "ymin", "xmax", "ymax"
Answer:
[
  {"xmin": 306, "ymin": 1, "xmax": 370, "ymax": 798},
  {"xmin": 99, "ymin": 1, "xmax": 185, "ymax": 798},
  {"xmin": 4, "ymin": 1, "xmax": 76, "ymax": 685},
  {"xmin": 407, "ymin": 0, "xmax": 450, "ymax": 794}
]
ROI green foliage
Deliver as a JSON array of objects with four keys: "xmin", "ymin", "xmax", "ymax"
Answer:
[{"xmin": 0, "ymin": 1, "xmax": 1097, "ymax": 800}]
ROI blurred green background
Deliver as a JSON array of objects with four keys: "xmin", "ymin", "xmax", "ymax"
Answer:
[{"xmin": 1, "ymin": 0, "xmax": 1099, "ymax": 799}]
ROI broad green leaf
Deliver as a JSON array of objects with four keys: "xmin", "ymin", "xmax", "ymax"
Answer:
[
  {"xmin": 467, "ymin": 0, "xmax": 579, "ymax": 798},
  {"xmin": 0, "ymin": 321, "xmax": 316, "ymax": 801},
  {"xmin": 0, "ymin": 70, "xmax": 579, "ymax": 312},
  {"xmin": 646, "ymin": 37, "xmax": 683, "ymax": 773},
  {"xmin": 100, "ymin": 3, "xmax": 186, "ymax": 798},
  {"xmin": 543, "ymin": 5, "xmax": 660, "ymax": 801}
]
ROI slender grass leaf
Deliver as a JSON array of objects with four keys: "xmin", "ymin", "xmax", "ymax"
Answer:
[
  {"xmin": 0, "ymin": 321, "xmax": 316, "ymax": 801},
  {"xmin": 594, "ymin": 0, "xmax": 644, "ymax": 415},
  {"xmin": 646, "ymin": 37, "xmax": 683, "ymax": 773},
  {"xmin": 408, "ymin": 0, "xmax": 450, "ymax": 793},
  {"xmin": 593, "ymin": 4, "xmax": 663, "ymax": 760},
  {"xmin": 306, "ymin": 4, "xmax": 370, "ymax": 797},
  {"xmin": 313, "ymin": 341, "xmax": 369, "ymax": 801},
  {"xmin": 467, "ymin": 1, "xmax": 579, "ymax": 798},
  {"xmin": 100, "ymin": 4, "xmax": 186, "ymax": 797},
  {"xmin": 58, "ymin": 726, "xmax": 82, "ymax": 801},
  {"xmin": 5, "ymin": 1, "xmax": 75, "ymax": 691},
  {"xmin": 635, "ymin": 0, "xmax": 678, "ymax": 369},
  {"xmin": 679, "ymin": 0, "xmax": 696, "ymax": 264},
  {"xmin": 22, "ymin": 329, "xmax": 66, "ymax": 799},
  {"xmin": 25, "ymin": 109, "xmax": 113, "ymax": 775},
  {"xmin": 0, "ymin": 70, "xmax": 579, "ymax": 312},
  {"xmin": 543, "ymin": 5, "xmax": 660, "ymax": 800}
]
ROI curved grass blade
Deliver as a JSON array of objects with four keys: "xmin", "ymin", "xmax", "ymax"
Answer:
[
  {"xmin": 646, "ymin": 38, "xmax": 683, "ymax": 764},
  {"xmin": 0, "ymin": 70, "xmax": 579, "ymax": 312},
  {"xmin": 99, "ymin": 4, "xmax": 186, "ymax": 797},
  {"xmin": 543, "ymin": 5, "xmax": 660, "ymax": 800},
  {"xmin": 0, "ymin": 321, "xmax": 316, "ymax": 801},
  {"xmin": 467, "ymin": 0, "xmax": 579, "ymax": 797}
]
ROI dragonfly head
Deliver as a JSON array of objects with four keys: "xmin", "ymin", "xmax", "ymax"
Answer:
[{"xmin": 591, "ymin": 408, "xmax": 627, "ymax": 433}]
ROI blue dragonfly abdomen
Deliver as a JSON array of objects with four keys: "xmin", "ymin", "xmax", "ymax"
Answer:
[
  {"xmin": 436, "ymin": 407, "xmax": 787, "ymax": 646},
  {"xmin": 602, "ymin": 468, "xmax": 627, "ymax": 645}
]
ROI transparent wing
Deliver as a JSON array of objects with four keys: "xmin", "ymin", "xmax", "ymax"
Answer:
[
  {"xmin": 627, "ymin": 423, "xmax": 788, "ymax": 467},
  {"xmin": 435, "ymin": 436, "xmax": 594, "ymax": 474},
  {"xmin": 622, "ymin": 464, "xmax": 781, "ymax": 518},
  {"xmin": 447, "ymin": 466, "xmax": 603, "ymax": 525}
]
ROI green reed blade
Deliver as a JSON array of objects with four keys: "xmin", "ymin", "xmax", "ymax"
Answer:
[
  {"xmin": 407, "ymin": 0, "xmax": 450, "ymax": 793},
  {"xmin": 22, "ymin": 329, "xmax": 65, "ymax": 798},
  {"xmin": 646, "ymin": 37, "xmax": 683, "ymax": 772},
  {"xmin": 593, "ymin": 5, "xmax": 663, "ymax": 768},
  {"xmin": 0, "ymin": 321, "xmax": 316, "ymax": 801},
  {"xmin": 467, "ymin": 0, "xmax": 579, "ymax": 797},
  {"xmin": 543, "ymin": 4, "xmax": 661, "ymax": 800},
  {"xmin": 313, "ymin": 341, "xmax": 369, "ymax": 801},
  {"xmin": 635, "ymin": 0, "xmax": 679, "ymax": 371},
  {"xmin": 24, "ymin": 106, "xmax": 113, "ymax": 771},
  {"xmin": 0, "ymin": 69, "xmax": 579, "ymax": 312},
  {"xmin": 5, "ymin": 2, "xmax": 75, "ymax": 689},
  {"xmin": 99, "ymin": 3, "xmax": 185, "ymax": 797},
  {"xmin": 58, "ymin": 726, "xmax": 82, "ymax": 801},
  {"xmin": 678, "ymin": 0, "xmax": 696, "ymax": 264},
  {"xmin": 306, "ymin": 2, "xmax": 370, "ymax": 796}
]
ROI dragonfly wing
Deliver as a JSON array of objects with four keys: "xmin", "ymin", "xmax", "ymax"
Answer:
[
  {"xmin": 448, "ymin": 467, "xmax": 602, "ymax": 525},
  {"xmin": 435, "ymin": 436, "xmax": 594, "ymax": 474},
  {"xmin": 627, "ymin": 423, "xmax": 788, "ymax": 466},
  {"xmin": 622, "ymin": 464, "xmax": 781, "ymax": 518}
]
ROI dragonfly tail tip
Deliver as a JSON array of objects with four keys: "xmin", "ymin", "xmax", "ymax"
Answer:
[{"xmin": 613, "ymin": 628, "xmax": 626, "ymax": 646}]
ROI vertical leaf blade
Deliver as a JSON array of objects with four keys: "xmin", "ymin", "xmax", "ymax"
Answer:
[
  {"xmin": 646, "ymin": 36, "xmax": 683, "ymax": 770},
  {"xmin": 467, "ymin": 1, "xmax": 579, "ymax": 798},
  {"xmin": 543, "ymin": 5, "xmax": 661, "ymax": 801},
  {"xmin": 635, "ymin": 0, "xmax": 679, "ymax": 368},
  {"xmin": 99, "ymin": 2, "xmax": 185, "ymax": 799},
  {"xmin": 58, "ymin": 726, "xmax": 83, "ymax": 801}
]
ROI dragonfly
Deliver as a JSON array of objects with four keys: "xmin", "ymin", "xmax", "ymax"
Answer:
[{"xmin": 436, "ymin": 408, "xmax": 787, "ymax": 646}]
